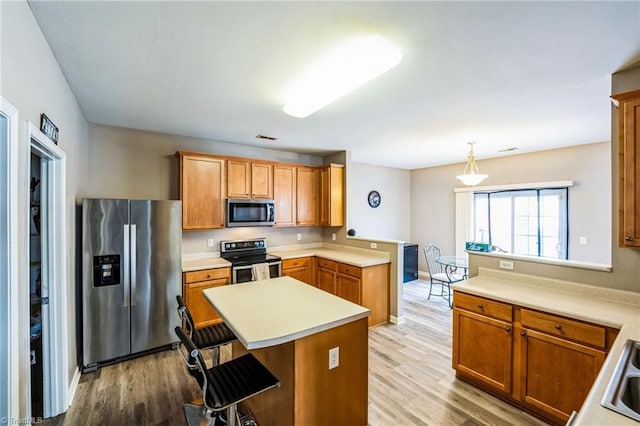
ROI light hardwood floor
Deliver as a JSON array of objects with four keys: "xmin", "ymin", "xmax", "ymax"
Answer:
[{"xmin": 45, "ymin": 280, "xmax": 546, "ymax": 425}]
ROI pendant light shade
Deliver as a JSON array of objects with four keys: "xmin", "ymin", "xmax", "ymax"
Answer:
[{"xmin": 456, "ymin": 142, "xmax": 488, "ymax": 186}]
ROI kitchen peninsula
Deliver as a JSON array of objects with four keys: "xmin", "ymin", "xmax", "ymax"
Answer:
[{"xmin": 203, "ymin": 276, "xmax": 370, "ymax": 426}]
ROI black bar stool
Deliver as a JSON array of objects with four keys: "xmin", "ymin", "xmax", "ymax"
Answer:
[
  {"xmin": 176, "ymin": 295, "xmax": 237, "ymax": 367},
  {"xmin": 175, "ymin": 326, "xmax": 280, "ymax": 426}
]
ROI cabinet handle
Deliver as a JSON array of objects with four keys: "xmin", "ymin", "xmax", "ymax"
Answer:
[
  {"xmin": 506, "ymin": 327, "xmax": 511, "ymax": 332},
  {"xmin": 520, "ymin": 331, "xmax": 526, "ymax": 337},
  {"xmin": 206, "ymin": 275, "xmax": 211, "ymax": 279},
  {"xmin": 625, "ymin": 236, "xmax": 634, "ymax": 241},
  {"xmin": 555, "ymin": 324, "xmax": 562, "ymax": 330},
  {"xmin": 477, "ymin": 304, "xmax": 484, "ymax": 309}
]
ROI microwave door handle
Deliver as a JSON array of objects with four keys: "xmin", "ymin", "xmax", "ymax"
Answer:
[{"xmin": 268, "ymin": 203, "xmax": 275, "ymax": 221}]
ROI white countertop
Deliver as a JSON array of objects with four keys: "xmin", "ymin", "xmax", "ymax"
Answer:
[
  {"xmin": 182, "ymin": 256, "xmax": 230, "ymax": 272},
  {"xmin": 182, "ymin": 245, "xmax": 390, "ymax": 271},
  {"xmin": 202, "ymin": 276, "xmax": 370, "ymax": 350},
  {"xmin": 270, "ymin": 246, "xmax": 390, "ymax": 267},
  {"xmin": 452, "ymin": 268, "xmax": 640, "ymax": 426}
]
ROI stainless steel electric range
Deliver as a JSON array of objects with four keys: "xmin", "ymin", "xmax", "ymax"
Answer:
[{"xmin": 220, "ymin": 237, "xmax": 282, "ymax": 283}]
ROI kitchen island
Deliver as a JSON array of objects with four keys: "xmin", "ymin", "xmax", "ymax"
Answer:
[{"xmin": 203, "ymin": 276, "xmax": 370, "ymax": 426}]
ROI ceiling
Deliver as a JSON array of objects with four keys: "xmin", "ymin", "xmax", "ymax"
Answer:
[{"xmin": 28, "ymin": 1, "xmax": 640, "ymax": 170}]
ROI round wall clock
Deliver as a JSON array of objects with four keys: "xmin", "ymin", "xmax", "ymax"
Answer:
[{"xmin": 368, "ymin": 190, "xmax": 381, "ymax": 208}]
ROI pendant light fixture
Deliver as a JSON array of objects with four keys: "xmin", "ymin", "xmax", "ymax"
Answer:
[{"xmin": 456, "ymin": 142, "xmax": 488, "ymax": 186}]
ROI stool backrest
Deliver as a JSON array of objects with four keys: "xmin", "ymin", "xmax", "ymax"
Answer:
[
  {"xmin": 176, "ymin": 295, "xmax": 196, "ymax": 338},
  {"xmin": 174, "ymin": 326, "xmax": 206, "ymax": 387}
]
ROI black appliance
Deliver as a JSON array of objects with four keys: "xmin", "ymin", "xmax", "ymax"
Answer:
[
  {"xmin": 220, "ymin": 237, "xmax": 282, "ymax": 283},
  {"xmin": 226, "ymin": 198, "xmax": 275, "ymax": 227},
  {"xmin": 403, "ymin": 243, "xmax": 419, "ymax": 283}
]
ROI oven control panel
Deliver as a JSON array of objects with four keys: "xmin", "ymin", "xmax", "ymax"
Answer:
[{"xmin": 221, "ymin": 238, "xmax": 267, "ymax": 253}]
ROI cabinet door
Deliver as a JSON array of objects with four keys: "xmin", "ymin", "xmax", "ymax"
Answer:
[
  {"xmin": 283, "ymin": 267, "xmax": 311, "ymax": 285},
  {"xmin": 320, "ymin": 164, "xmax": 344, "ymax": 227},
  {"xmin": 337, "ymin": 274, "xmax": 361, "ymax": 304},
  {"xmin": 453, "ymin": 308, "xmax": 513, "ymax": 395},
  {"xmin": 518, "ymin": 328, "xmax": 605, "ymax": 424},
  {"xmin": 274, "ymin": 165, "xmax": 296, "ymax": 226},
  {"xmin": 184, "ymin": 278, "xmax": 228, "ymax": 328},
  {"xmin": 227, "ymin": 160, "xmax": 251, "ymax": 198},
  {"xmin": 620, "ymin": 94, "xmax": 640, "ymax": 247},
  {"xmin": 179, "ymin": 153, "xmax": 226, "ymax": 230},
  {"xmin": 296, "ymin": 167, "xmax": 319, "ymax": 225},
  {"xmin": 316, "ymin": 268, "xmax": 336, "ymax": 294},
  {"xmin": 251, "ymin": 162, "xmax": 273, "ymax": 199}
]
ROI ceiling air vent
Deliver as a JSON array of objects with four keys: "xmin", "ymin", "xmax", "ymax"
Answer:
[
  {"xmin": 256, "ymin": 134, "xmax": 277, "ymax": 141},
  {"xmin": 498, "ymin": 147, "xmax": 518, "ymax": 153}
]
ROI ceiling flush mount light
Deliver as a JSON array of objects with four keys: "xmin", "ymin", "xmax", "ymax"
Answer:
[
  {"xmin": 456, "ymin": 142, "xmax": 488, "ymax": 186},
  {"xmin": 282, "ymin": 35, "xmax": 402, "ymax": 118}
]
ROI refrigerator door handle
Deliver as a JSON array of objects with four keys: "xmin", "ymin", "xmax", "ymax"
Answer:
[
  {"xmin": 123, "ymin": 224, "xmax": 130, "ymax": 307},
  {"xmin": 130, "ymin": 224, "xmax": 137, "ymax": 306}
]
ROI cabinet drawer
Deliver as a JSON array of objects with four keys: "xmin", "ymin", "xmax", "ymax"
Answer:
[
  {"xmin": 521, "ymin": 309, "xmax": 606, "ymax": 349},
  {"xmin": 338, "ymin": 263, "xmax": 361, "ymax": 278},
  {"xmin": 283, "ymin": 257, "xmax": 310, "ymax": 270},
  {"xmin": 184, "ymin": 268, "xmax": 230, "ymax": 284},
  {"xmin": 316, "ymin": 258, "xmax": 337, "ymax": 271},
  {"xmin": 454, "ymin": 292, "xmax": 512, "ymax": 322}
]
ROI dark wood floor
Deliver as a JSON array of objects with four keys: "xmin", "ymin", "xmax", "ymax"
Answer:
[{"xmin": 45, "ymin": 280, "xmax": 545, "ymax": 425}]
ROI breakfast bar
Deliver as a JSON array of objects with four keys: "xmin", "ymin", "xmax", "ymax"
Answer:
[{"xmin": 203, "ymin": 276, "xmax": 370, "ymax": 426}]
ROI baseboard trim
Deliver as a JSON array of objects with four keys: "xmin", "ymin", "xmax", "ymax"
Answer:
[
  {"xmin": 389, "ymin": 315, "xmax": 405, "ymax": 325},
  {"xmin": 67, "ymin": 366, "xmax": 81, "ymax": 409}
]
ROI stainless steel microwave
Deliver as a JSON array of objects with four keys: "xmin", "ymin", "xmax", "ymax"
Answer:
[{"xmin": 226, "ymin": 199, "xmax": 275, "ymax": 227}]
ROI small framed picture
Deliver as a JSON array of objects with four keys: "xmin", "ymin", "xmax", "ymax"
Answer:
[{"xmin": 40, "ymin": 113, "xmax": 59, "ymax": 144}]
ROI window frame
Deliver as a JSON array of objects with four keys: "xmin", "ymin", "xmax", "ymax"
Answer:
[{"xmin": 472, "ymin": 187, "xmax": 569, "ymax": 260}]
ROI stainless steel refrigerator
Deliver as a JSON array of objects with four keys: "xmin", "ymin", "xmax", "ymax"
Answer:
[{"xmin": 82, "ymin": 199, "xmax": 182, "ymax": 371}]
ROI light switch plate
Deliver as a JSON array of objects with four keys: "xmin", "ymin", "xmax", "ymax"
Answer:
[
  {"xmin": 332, "ymin": 233, "xmax": 336, "ymax": 241},
  {"xmin": 296, "ymin": 233, "xmax": 302, "ymax": 241},
  {"xmin": 207, "ymin": 239, "xmax": 214, "ymax": 248},
  {"xmin": 579, "ymin": 236, "xmax": 587, "ymax": 245},
  {"xmin": 370, "ymin": 242, "xmax": 377, "ymax": 249},
  {"xmin": 329, "ymin": 347, "xmax": 339, "ymax": 369}
]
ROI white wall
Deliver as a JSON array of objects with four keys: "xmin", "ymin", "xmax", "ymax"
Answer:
[
  {"xmin": 411, "ymin": 142, "xmax": 612, "ymax": 272},
  {"xmin": 347, "ymin": 162, "xmax": 411, "ymax": 242},
  {"xmin": 88, "ymin": 124, "xmax": 325, "ymax": 252},
  {"xmin": 1, "ymin": 0, "xmax": 89, "ymax": 415}
]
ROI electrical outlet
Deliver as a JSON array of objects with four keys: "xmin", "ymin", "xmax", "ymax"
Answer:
[
  {"xmin": 329, "ymin": 347, "xmax": 339, "ymax": 369},
  {"xmin": 296, "ymin": 233, "xmax": 302, "ymax": 241},
  {"xmin": 370, "ymin": 242, "xmax": 377, "ymax": 249},
  {"xmin": 332, "ymin": 233, "xmax": 336, "ymax": 241},
  {"xmin": 499, "ymin": 260, "xmax": 514, "ymax": 270},
  {"xmin": 207, "ymin": 239, "xmax": 214, "ymax": 248},
  {"xmin": 579, "ymin": 236, "xmax": 587, "ymax": 245}
]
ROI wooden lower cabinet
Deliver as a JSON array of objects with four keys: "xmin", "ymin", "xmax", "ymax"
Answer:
[
  {"xmin": 182, "ymin": 268, "xmax": 231, "ymax": 328},
  {"xmin": 281, "ymin": 257, "xmax": 314, "ymax": 285},
  {"xmin": 315, "ymin": 258, "xmax": 389, "ymax": 327},
  {"xmin": 453, "ymin": 291, "xmax": 612, "ymax": 426},
  {"xmin": 453, "ymin": 309, "xmax": 513, "ymax": 394},
  {"xmin": 518, "ymin": 328, "xmax": 605, "ymax": 421},
  {"xmin": 316, "ymin": 259, "xmax": 337, "ymax": 294}
]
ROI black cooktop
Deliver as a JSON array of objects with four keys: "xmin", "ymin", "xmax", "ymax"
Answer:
[{"xmin": 225, "ymin": 253, "xmax": 281, "ymax": 267}]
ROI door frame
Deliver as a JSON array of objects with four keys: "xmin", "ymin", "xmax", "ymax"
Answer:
[
  {"xmin": 1, "ymin": 97, "xmax": 20, "ymax": 419},
  {"xmin": 24, "ymin": 122, "xmax": 68, "ymax": 418}
]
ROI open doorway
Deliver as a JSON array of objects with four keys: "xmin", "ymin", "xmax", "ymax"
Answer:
[{"xmin": 25, "ymin": 122, "xmax": 69, "ymax": 419}]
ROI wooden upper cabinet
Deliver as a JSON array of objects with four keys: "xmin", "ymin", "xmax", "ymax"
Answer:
[
  {"xmin": 227, "ymin": 160, "xmax": 273, "ymax": 199},
  {"xmin": 177, "ymin": 151, "xmax": 226, "ymax": 230},
  {"xmin": 251, "ymin": 162, "xmax": 273, "ymax": 199},
  {"xmin": 273, "ymin": 165, "xmax": 296, "ymax": 226},
  {"xmin": 320, "ymin": 164, "xmax": 345, "ymax": 227},
  {"xmin": 296, "ymin": 166, "xmax": 320, "ymax": 226},
  {"xmin": 227, "ymin": 160, "xmax": 251, "ymax": 198},
  {"xmin": 613, "ymin": 89, "xmax": 640, "ymax": 248}
]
